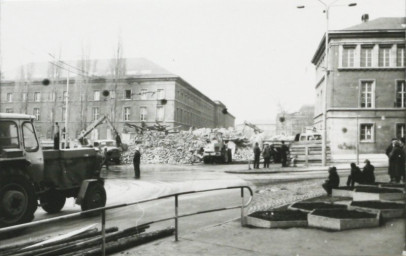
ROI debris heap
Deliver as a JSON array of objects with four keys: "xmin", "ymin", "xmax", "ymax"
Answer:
[{"xmin": 121, "ymin": 128, "xmax": 253, "ymax": 165}]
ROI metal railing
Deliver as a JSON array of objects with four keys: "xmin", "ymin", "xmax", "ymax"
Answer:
[{"xmin": 0, "ymin": 185, "xmax": 253, "ymax": 256}]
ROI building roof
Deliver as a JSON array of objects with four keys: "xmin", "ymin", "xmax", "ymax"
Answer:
[
  {"xmin": 4, "ymin": 57, "xmax": 174, "ymax": 80},
  {"xmin": 343, "ymin": 17, "xmax": 406, "ymax": 31},
  {"xmin": 311, "ymin": 17, "xmax": 406, "ymax": 65}
]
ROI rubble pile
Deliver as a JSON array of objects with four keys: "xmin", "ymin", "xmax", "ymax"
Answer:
[{"xmin": 121, "ymin": 128, "xmax": 254, "ymax": 165}]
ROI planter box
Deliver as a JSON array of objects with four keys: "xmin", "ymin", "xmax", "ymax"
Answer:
[
  {"xmin": 348, "ymin": 201, "xmax": 405, "ymax": 219},
  {"xmin": 308, "ymin": 209, "xmax": 380, "ymax": 231},
  {"xmin": 353, "ymin": 187, "xmax": 404, "ymax": 201},
  {"xmin": 376, "ymin": 182, "xmax": 405, "ymax": 191},
  {"xmin": 288, "ymin": 202, "xmax": 347, "ymax": 213},
  {"xmin": 332, "ymin": 187, "xmax": 355, "ymax": 198},
  {"xmin": 245, "ymin": 210, "xmax": 308, "ymax": 228}
]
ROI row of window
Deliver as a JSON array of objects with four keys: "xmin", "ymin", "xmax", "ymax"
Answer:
[
  {"xmin": 5, "ymin": 88, "xmax": 166, "ymax": 103},
  {"xmin": 360, "ymin": 123, "xmax": 405, "ymax": 142},
  {"xmin": 176, "ymin": 108, "xmax": 213, "ymax": 126},
  {"xmin": 360, "ymin": 80, "xmax": 405, "ymax": 108},
  {"xmin": 342, "ymin": 44, "xmax": 405, "ymax": 68}
]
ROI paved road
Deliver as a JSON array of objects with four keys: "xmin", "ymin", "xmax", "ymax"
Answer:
[{"xmin": 1, "ymin": 163, "xmax": 388, "ymax": 247}]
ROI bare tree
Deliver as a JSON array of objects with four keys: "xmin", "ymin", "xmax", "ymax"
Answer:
[
  {"xmin": 110, "ymin": 36, "xmax": 126, "ymax": 125},
  {"xmin": 47, "ymin": 48, "xmax": 63, "ymax": 137},
  {"xmin": 78, "ymin": 43, "xmax": 91, "ymax": 131}
]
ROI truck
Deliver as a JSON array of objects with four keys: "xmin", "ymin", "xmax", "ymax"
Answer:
[
  {"xmin": 0, "ymin": 113, "xmax": 106, "ymax": 228},
  {"xmin": 202, "ymin": 132, "xmax": 232, "ymax": 164}
]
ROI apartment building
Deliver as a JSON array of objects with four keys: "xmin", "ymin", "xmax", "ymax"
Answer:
[{"xmin": 312, "ymin": 17, "xmax": 406, "ymax": 154}]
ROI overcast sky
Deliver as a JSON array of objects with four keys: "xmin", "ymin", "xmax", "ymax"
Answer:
[{"xmin": 1, "ymin": 0, "xmax": 404, "ymax": 124}]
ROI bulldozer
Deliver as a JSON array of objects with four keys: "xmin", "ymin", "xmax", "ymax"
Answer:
[{"xmin": 0, "ymin": 113, "xmax": 106, "ymax": 228}]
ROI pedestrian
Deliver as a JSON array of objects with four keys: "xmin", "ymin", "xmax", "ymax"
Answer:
[
  {"xmin": 386, "ymin": 138, "xmax": 398, "ymax": 182},
  {"xmin": 115, "ymin": 132, "xmax": 122, "ymax": 148},
  {"xmin": 253, "ymin": 142, "xmax": 261, "ymax": 169},
  {"xmin": 280, "ymin": 141, "xmax": 289, "ymax": 167},
  {"xmin": 322, "ymin": 166, "xmax": 340, "ymax": 196},
  {"xmin": 262, "ymin": 144, "xmax": 271, "ymax": 168},
  {"xmin": 270, "ymin": 145, "xmax": 278, "ymax": 163},
  {"xmin": 361, "ymin": 159, "xmax": 375, "ymax": 184},
  {"xmin": 101, "ymin": 148, "xmax": 110, "ymax": 170},
  {"xmin": 53, "ymin": 122, "xmax": 60, "ymax": 150},
  {"xmin": 346, "ymin": 162, "xmax": 363, "ymax": 187},
  {"xmin": 389, "ymin": 141, "xmax": 405, "ymax": 183},
  {"xmin": 401, "ymin": 137, "xmax": 406, "ymax": 182},
  {"xmin": 133, "ymin": 146, "xmax": 141, "ymax": 179}
]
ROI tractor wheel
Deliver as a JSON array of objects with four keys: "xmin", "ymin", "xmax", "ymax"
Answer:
[
  {"xmin": 203, "ymin": 157, "xmax": 211, "ymax": 164},
  {"xmin": 81, "ymin": 183, "xmax": 106, "ymax": 216},
  {"xmin": 40, "ymin": 190, "xmax": 66, "ymax": 214},
  {"xmin": 0, "ymin": 169, "xmax": 38, "ymax": 228}
]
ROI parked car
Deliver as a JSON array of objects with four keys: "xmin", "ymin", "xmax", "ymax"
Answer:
[{"xmin": 93, "ymin": 139, "xmax": 121, "ymax": 164}]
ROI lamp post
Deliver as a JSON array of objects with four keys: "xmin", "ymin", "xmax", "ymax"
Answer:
[{"xmin": 298, "ymin": 0, "xmax": 356, "ymax": 166}]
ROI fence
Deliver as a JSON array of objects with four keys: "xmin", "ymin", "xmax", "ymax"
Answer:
[{"xmin": 0, "ymin": 185, "xmax": 253, "ymax": 256}]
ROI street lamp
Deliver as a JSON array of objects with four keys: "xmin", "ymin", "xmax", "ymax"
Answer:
[{"xmin": 297, "ymin": 1, "xmax": 356, "ymax": 166}]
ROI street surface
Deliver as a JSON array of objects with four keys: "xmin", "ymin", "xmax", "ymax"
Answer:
[{"xmin": 0, "ymin": 163, "xmax": 388, "ymax": 248}]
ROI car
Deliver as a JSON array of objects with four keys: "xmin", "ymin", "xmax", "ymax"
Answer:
[{"xmin": 93, "ymin": 139, "xmax": 121, "ymax": 164}]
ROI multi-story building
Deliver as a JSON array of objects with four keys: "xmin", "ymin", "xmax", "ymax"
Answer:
[
  {"xmin": 0, "ymin": 58, "xmax": 235, "ymax": 140},
  {"xmin": 275, "ymin": 105, "xmax": 315, "ymax": 136},
  {"xmin": 312, "ymin": 17, "xmax": 406, "ymax": 154}
]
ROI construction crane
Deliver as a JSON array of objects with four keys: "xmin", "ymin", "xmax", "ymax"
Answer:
[
  {"xmin": 243, "ymin": 121, "xmax": 263, "ymax": 134},
  {"xmin": 78, "ymin": 115, "xmax": 121, "ymax": 146}
]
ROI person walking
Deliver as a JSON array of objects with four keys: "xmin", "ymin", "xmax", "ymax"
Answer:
[
  {"xmin": 361, "ymin": 159, "xmax": 375, "ymax": 184},
  {"xmin": 401, "ymin": 138, "xmax": 406, "ymax": 182},
  {"xmin": 133, "ymin": 146, "xmax": 141, "ymax": 179},
  {"xmin": 53, "ymin": 122, "xmax": 60, "ymax": 150},
  {"xmin": 386, "ymin": 138, "xmax": 398, "ymax": 182},
  {"xmin": 389, "ymin": 141, "xmax": 405, "ymax": 183},
  {"xmin": 101, "ymin": 148, "xmax": 110, "ymax": 171},
  {"xmin": 280, "ymin": 141, "xmax": 289, "ymax": 167},
  {"xmin": 322, "ymin": 166, "xmax": 340, "ymax": 196},
  {"xmin": 262, "ymin": 144, "xmax": 271, "ymax": 168},
  {"xmin": 253, "ymin": 142, "xmax": 261, "ymax": 169},
  {"xmin": 347, "ymin": 162, "xmax": 363, "ymax": 187}
]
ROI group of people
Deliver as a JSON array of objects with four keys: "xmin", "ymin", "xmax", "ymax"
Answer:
[
  {"xmin": 322, "ymin": 160, "xmax": 376, "ymax": 195},
  {"xmin": 253, "ymin": 141, "xmax": 289, "ymax": 169}
]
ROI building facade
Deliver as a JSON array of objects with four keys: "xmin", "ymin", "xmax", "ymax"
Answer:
[
  {"xmin": 0, "ymin": 58, "xmax": 235, "ymax": 141},
  {"xmin": 275, "ymin": 105, "xmax": 315, "ymax": 136},
  {"xmin": 312, "ymin": 17, "xmax": 406, "ymax": 154}
]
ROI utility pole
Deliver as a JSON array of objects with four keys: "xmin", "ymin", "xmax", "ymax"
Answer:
[{"xmin": 64, "ymin": 70, "xmax": 70, "ymax": 148}]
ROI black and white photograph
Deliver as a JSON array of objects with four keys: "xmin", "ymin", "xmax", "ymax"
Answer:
[{"xmin": 0, "ymin": 0, "xmax": 405, "ymax": 255}]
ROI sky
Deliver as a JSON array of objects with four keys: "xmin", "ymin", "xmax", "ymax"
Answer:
[{"xmin": 1, "ymin": 0, "xmax": 405, "ymax": 124}]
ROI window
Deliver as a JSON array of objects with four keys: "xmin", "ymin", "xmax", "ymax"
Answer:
[
  {"xmin": 379, "ymin": 45, "xmax": 391, "ymax": 67},
  {"xmin": 360, "ymin": 46, "xmax": 372, "ymax": 67},
  {"xmin": 125, "ymin": 90, "xmax": 131, "ymax": 99},
  {"xmin": 22, "ymin": 93, "xmax": 27, "ymax": 102},
  {"xmin": 33, "ymin": 108, "xmax": 40, "ymax": 121},
  {"xmin": 0, "ymin": 121, "xmax": 19, "ymax": 149},
  {"xmin": 124, "ymin": 107, "xmax": 131, "ymax": 121},
  {"xmin": 397, "ymin": 45, "xmax": 405, "ymax": 67},
  {"xmin": 7, "ymin": 93, "xmax": 12, "ymax": 102},
  {"xmin": 94, "ymin": 91, "xmax": 100, "ymax": 101},
  {"xmin": 342, "ymin": 46, "xmax": 355, "ymax": 67},
  {"xmin": 396, "ymin": 123, "xmax": 405, "ymax": 139},
  {"xmin": 109, "ymin": 90, "xmax": 115, "ymax": 99},
  {"xmin": 396, "ymin": 80, "xmax": 406, "ymax": 108},
  {"xmin": 22, "ymin": 122, "xmax": 39, "ymax": 152},
  {"xmin": 360, "ymin": 81, "xmax": 374, "ymax": 108},
  {"xmin": 360, "ymin": 124, "xmax": 374, "ymax": 142},
  {"xmin": 157, "ymin": 89, "xmax": 165, "ymax": 100},
  {"xmin": 140, "ymin": 89, "xmax": 147, "ymax": 100},
  {"xmin": 140, "ymin": 107, "xmax": 147, "ymax": 121},
  {"xmin": 34, "ymin": 92, "xmax": 41, "ymax": 102},
  {"xmin": 5, "ymin": 108, "xmax": 13, "ymax": 113},
  {"xmin": 156, "ymin": 106, "xmax": 164, "ymax": 121},
  {"xmin": 49, "ymin": 92, "xmax": 56, "ymax": 101},
  {"xmin": 92, "ymin": 107, "xmax": 99, "ymax": 121}
]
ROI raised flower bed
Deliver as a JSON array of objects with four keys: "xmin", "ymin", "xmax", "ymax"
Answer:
[
  {"xmin": 332, "ymin": 186, "xmax": 355, "ymax": 197},
  {"xmin": 348, "ymin": 201, "xmax": 405, "ymax": 219},
  {"xmin": 375, "ymin": 182, "xmax": 405, "ymax": 191},
  {"xmin": 288, "ymin": 202, "xmax": 347, "ymax": 213},
  {"xmin": 352, "ymin": 187, "xmax": 404, "ymax": 201},
  {"xmin": 245, "ymin": 210, "xmax": 308, "ymax": 228},
  {"xmin": 308, "ymin": 209, "xmax": 380, "ymax": 231}
]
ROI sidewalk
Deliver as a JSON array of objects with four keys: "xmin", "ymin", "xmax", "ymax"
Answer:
[{"xmin": 119, "ymin": 217, "xmax": 404, "ymax": 256}]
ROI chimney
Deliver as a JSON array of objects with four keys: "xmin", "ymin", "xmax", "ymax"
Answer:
[{"xmin": 361, "ymin": 14, "xmax": 369, "ymax": 23}]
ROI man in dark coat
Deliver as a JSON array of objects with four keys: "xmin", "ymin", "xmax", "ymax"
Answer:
[
  {"xmin": 322, "ymin": 166, "xmax": 340, "ymax": 196},
  {"xmin": 262, "ymin": 144, "xmax": 271, "ymax": 168},
  {"xmin": 280, "ymin": 141, "xmax": 289, "ymax": 167},
  {"xmin": 347, "ymin": 163, "xmax": 363, "ymax": 187},
  {"xmin": 389, "ymin": 141, "xmax": 405, "ymax": 183},
  {"xmin": 361, "ymin": 159, "xmax": 375, "ymax": 184},
  {"xmin": 386, "ymin": 138, "xmax": 398, "ymax": 182},
  {"xmin": 53, "ymin": 122, "xmax": 60, "ymax": 150},
  {"xmin": 253, "ymin": 142, "xmax": 261, "ymax": 169},
  {"xmin": 133, "ymin": 146, "xmax": 141, "ymax": 179}
]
